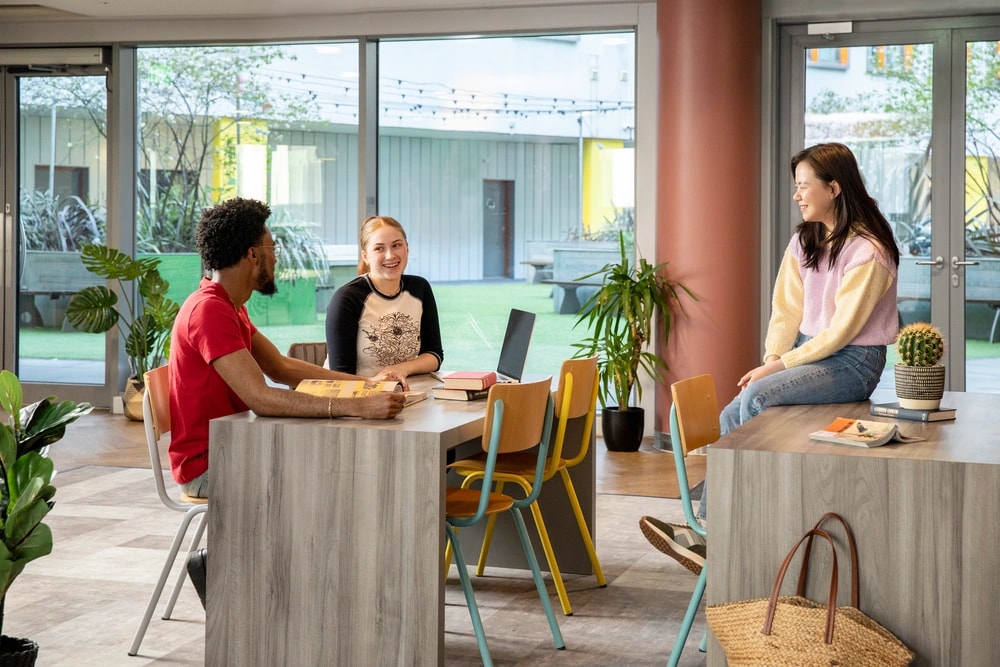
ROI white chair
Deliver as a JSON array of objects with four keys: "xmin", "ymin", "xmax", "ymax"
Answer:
[{"xmin": 128, "ymin": 365, "xmax": 208, "ymax": 656}]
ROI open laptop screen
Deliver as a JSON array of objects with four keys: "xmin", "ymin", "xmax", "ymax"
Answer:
[{"xmin": 495, "ymin": 309, "xmax": 536, "ymax": 383}]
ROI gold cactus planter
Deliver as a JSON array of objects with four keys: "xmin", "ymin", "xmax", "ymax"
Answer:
[{"xmin": 894, "ymin": 364, "xmax": 945, "ymax": 410}]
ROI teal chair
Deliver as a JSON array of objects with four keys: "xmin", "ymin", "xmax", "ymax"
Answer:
[
  {"xmin": 444, "ymin": 377, "xmax": 565, "ymax": 666},
  {"xmin": 639, "ymin": 373, "xmax": 718, "ymax": 667}
]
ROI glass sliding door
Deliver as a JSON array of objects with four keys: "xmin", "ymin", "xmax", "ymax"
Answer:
[
  {"xmin": 961, "ymin": 35, "xmax": 1000, "ymax": 392},
  {"xmin": 783, "ymin": 20, "xmax": 1000, "ymax": 393},
  {"xmin": 6, "ymin": 70, "xmax": 108, "ymax": 388}
]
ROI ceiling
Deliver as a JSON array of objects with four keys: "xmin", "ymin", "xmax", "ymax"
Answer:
[{"xmin": 0, "ymin": 0, "xmax": 442, "ymax": 21}]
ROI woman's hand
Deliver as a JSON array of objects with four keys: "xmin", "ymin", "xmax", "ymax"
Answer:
[
  {"xmin": 737, "ymin": 357, "xmax": 786, "ymax": 389},
  {"xmin": 372, "ymin": 368, "xmax": 409, "ymax": 390}
]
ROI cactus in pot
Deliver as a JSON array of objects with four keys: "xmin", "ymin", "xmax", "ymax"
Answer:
[
  {"xmin": 896, "ymin": 322, "xmax": 945, "ymax": 367},
  {"xmin": 894, "ymin": 322, "xmax": 946, "ymax": 410}
]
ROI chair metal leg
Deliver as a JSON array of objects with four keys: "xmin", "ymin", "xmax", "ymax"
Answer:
[
  {"xmin": 474, "ymin": 481, "xmax": 504, "ymax": 576},
  {"xmin": 510, "ymin": 507, "xmax": 565, "ymax": 650},
  {"xmin": 559, "ymin": 468, "xmax": 607, "ymax": 586},
  {"xmin": 525, "ymin": 498, "xmax": 572, "ymax": 616},
  {"xmin": 162, "ymin": 513, "xmax": 206, "ymax": 619},
  {"xmin": 128, "ymin": 505, "xmax": 207, "ymax": 656},
  {"xmin": 445, "ymin": 523, "xmax": 494, "ymax": 667},
  {"xmin": 667, "ymin": 566, "xmax": 706, "ymax": 667},
  {"xmin": 699, "ymin": 630, "xmax": 707, "ymax": 652}
]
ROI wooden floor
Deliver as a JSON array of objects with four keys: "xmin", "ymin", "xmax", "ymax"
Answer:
[{"xmin": 51, "ymin": 409, "xmax": 705, "ymax": 499}]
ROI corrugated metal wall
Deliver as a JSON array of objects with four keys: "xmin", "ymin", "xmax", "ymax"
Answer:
[{"xmin": 284, "ymin": 128, "xmax": 579, "ymax": 282}]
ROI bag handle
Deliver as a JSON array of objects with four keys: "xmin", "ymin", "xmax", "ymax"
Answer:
[
  {"xmin": 796, "ymin": 512, "xmax": 859, "ymax": 608},
  {"xmin": 762, "ymin": 528, "xmax": 839, "ymax": 644}
]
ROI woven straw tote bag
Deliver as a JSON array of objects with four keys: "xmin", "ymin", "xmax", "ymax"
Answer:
[{"xmin": 706, "ymin": 514, "xmax": 914, "ymax": 666}]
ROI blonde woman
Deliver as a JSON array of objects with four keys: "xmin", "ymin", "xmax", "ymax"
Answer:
[{"xmin": 325, "ymin": 215, "xmax": 444, "ymax": 379}]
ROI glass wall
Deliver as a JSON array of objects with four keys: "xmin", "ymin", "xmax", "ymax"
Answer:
[
  {"xmin": 126, "ymin": 34, "xmax": 636, "ymax": 375},
  {"xmin": 377, "ymin": 32, "xmax": 635, "ymax": 374}
]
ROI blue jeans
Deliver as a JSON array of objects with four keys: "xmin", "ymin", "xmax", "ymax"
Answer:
[{"xmin": 697, "ymin": 334, "xmax": 886, "ymax": 520}]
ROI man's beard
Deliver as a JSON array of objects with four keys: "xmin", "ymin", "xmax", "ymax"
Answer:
[{"xmin": 256, "ymin": 263, "xmax": 278, "ymax": 296}]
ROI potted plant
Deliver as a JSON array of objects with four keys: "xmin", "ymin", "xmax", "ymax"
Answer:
[
  {"xmin": 65, "ymin": 245, "xmax": 180, "ymax": 420},
  {"xmin": 894, "ymin": 321, "xmax": 946, "ymax": 410},
  {"xmin": 573, "ymin": 232, "xmax": 694, "ymax": 451},
  {"xmin": 0, "ymin": 370, "xmax": 93, "ymax": 665}
]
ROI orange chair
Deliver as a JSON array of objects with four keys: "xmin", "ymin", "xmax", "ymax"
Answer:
[
  {"xmin": 639, "ymin": 373, "xmax": 717, "ymax": 666},
  {"xmin": 128, "ymin": 366, "xmax": 208, "ymax": 656},
  {"xmin": 449, "ymin": 356, "xmax": 605, "ymax": 615},
  {"xmin": 445, "ymin": 377, "xmax": 564, "ymax": 664}
]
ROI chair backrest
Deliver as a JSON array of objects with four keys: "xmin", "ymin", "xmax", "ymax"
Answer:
[
  {"xmin": 551, "ymin": 356, "xmax": 599, "ymax": 471},
  {"xmin": 143, "ymin": 366, "xmax": 193, "ymax": 513},
  {"xmin": 669, "ymin": 374, "xmax": 720, "ymax": 457},
  {"xmin": 482, "ymin": 377, "xmax": 554, "ymax": 456},
  {"xmin": 464, "ymin": 377, "xmax": 554, "ymax": 523},
  {"xmin": 669, "ymin": 374, "xmax": 720, "ymax": 534},
  {"xmin": 287, "ymin": 341, "xmax": 328, "ymax": 366}
]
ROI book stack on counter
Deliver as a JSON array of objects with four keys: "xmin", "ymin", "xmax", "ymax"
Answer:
[
  {"xmin": 869, "ymin": 401, "xmax": 957, "ymax": 422},
  {"xmin": 432, "ymin": 371, "xmax": 497, "ymax": 401}
]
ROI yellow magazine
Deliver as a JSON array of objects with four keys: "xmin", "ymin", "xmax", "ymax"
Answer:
[{"xmin": 295, "ymin": 379, "xmax": 428, "ymax": 406}]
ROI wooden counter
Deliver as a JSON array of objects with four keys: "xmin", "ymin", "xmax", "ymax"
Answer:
[{"xmin": 706, "ymin": 391, "xmax": 1000, "ymax": 666}]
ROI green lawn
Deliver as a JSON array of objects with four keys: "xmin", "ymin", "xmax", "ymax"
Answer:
[
  {"xmin": 18, "ymin": 282, "xmax": 592, "ymax": 376},
  {"xmin": 18, "ymin": 283, "xmax": 1000, "ymax": 374}
]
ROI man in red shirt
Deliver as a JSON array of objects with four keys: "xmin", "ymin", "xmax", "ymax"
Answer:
[{"xmin": 170, "ymin": 197, "xmax": 405, "ymax": 605}]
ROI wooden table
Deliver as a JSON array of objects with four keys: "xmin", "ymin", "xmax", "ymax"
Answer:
[
  {"xmin": 205, "ymin": 375, "xmax": 595, "ymax": 666},
  {"xmin": 706, "ymin": 391, "xmax": 1000, "ymax": 666}
]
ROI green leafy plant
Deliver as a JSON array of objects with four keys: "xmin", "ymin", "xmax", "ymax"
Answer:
[
  {"xmin": 268, "ymin": 209, "xmax": 331, "ymax": 285},
  {"xmin": 65, "ymin": 245, "xmax": 180, "ymax": 383},
  {"xmin": 573, "ymin": 231, "xmax": 694, "ymax": 409},
  {"xmin": 0, "ymin": 370, "xmax": 93, "ymax": 638},
  {"xmin": 18, "ymin": 189, "xmax": 105, "ymax": 252},
  {"xmin": 896, "ymin": 321, "xmax": 945, "ymax": 367}
]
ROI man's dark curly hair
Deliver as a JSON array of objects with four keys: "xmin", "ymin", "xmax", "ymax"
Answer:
[{"xmin": 196, "ymin": 197, "xmax": 272, "ymax": 271}]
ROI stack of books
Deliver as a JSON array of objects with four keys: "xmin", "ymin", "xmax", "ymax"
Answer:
[
  {"xmin": 432, "ymin": 371, "xmax": 497, "ymax": 401},
  {"xmin": 869, "ymin": 401, "xmax": 957, "ymax": 422}
]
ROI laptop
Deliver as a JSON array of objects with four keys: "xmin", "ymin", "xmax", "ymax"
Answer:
[{"xmin": 494, "ymin": 308, "xmax": 536, "ymax": 384}]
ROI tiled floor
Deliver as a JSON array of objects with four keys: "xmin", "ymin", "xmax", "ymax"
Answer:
[{"xmin": 7, "ymin": 411, "xmax": 707, "ymax": 666}]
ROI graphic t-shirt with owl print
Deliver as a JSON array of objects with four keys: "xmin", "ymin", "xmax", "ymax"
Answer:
[{"xmin": 325, "ymin": 274, "xmax": 444, "ymax": 377}]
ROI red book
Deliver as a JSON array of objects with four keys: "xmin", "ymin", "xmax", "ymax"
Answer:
[{"xmin": 442, "ymin": 371, "xmax": 497, "ymax": 391}]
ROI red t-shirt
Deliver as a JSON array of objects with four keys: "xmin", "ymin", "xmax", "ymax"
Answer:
[{"xmin": 168, "ymin": 278, "xmax": 257, "ymax": 484}]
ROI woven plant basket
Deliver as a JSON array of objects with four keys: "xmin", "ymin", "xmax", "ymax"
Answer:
[
  {"xmin": 0, "ymin": 635, "xmax": 39, "ymax": 667},
  {"xmin": 122, "ymin": 377, "xmax": 145, "ymax": 422},
  {"xmin": 894, "ymin": 364, "xmax": 945, "ymax": 410}
]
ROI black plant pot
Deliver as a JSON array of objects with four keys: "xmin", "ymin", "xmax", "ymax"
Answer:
[
  {"xmin": 601, "ymin": 406, "xmax": 645, "ymax": 452},
  {"xmin": 0, "ymin": 636, "xmax": 38, "ymax": 667}
]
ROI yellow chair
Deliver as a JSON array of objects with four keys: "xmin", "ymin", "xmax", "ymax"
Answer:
[
  {"xmin": 449, "ymin": 356, "xmax": 605, "ymax": 616},
  {"xmin": 286, "ymin": 341, "xmax": 328, "ymax": 366},
  {"xmin": 128, "ymin": 365, "xmax": 208, "ymax": 656},
  {"xmin": 445, "ymin": 376, "xmax": 564, "ymax": 665},
  {"xmin": 639, "ymin": 373, "xmax": 717, "ymax": 667}
]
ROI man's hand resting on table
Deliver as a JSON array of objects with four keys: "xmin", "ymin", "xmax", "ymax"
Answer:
[{"xmin": 350, "ymin": 391, "xmax": 407, "ymax": 419}]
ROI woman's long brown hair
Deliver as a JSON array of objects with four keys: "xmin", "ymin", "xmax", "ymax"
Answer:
[{"xmin": 791, "ymin": 143, "xmax": 899, "ymax": 270}]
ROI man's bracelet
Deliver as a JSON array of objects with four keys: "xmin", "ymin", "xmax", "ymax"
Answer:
[{"xmin": 327, "ymin": 396, "xmax": 334, "ymax": 419}]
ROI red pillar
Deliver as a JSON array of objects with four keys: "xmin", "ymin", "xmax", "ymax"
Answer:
[{"xmin": 655, "ymin": 0, "xmax": 763, "ymax": 432}]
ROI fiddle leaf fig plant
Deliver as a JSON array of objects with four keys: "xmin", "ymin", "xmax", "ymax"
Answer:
[
  {"xmin": 65, "ymin": 244, "xmax": 180, "ymax": 385},
  {"xmin": 0, "ymin": 370, "xmax": 93, "ymax": 638},
  {"xmin": 573, "ymin": 232, "xmax": 695, "ymax": 409}
]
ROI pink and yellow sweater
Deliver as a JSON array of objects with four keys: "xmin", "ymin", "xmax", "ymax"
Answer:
[{"xmin": 765, "ymin": 232, "xmax": 898, "ymax": 369}]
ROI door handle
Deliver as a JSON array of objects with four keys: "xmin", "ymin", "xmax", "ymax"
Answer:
[
  {"xmin": 952, "ymin": 256, "xmax": 979, "ymax": 268},
  {"xmin": 915, "ymin": 256, "xmax": 944, "ymax": 267}
]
